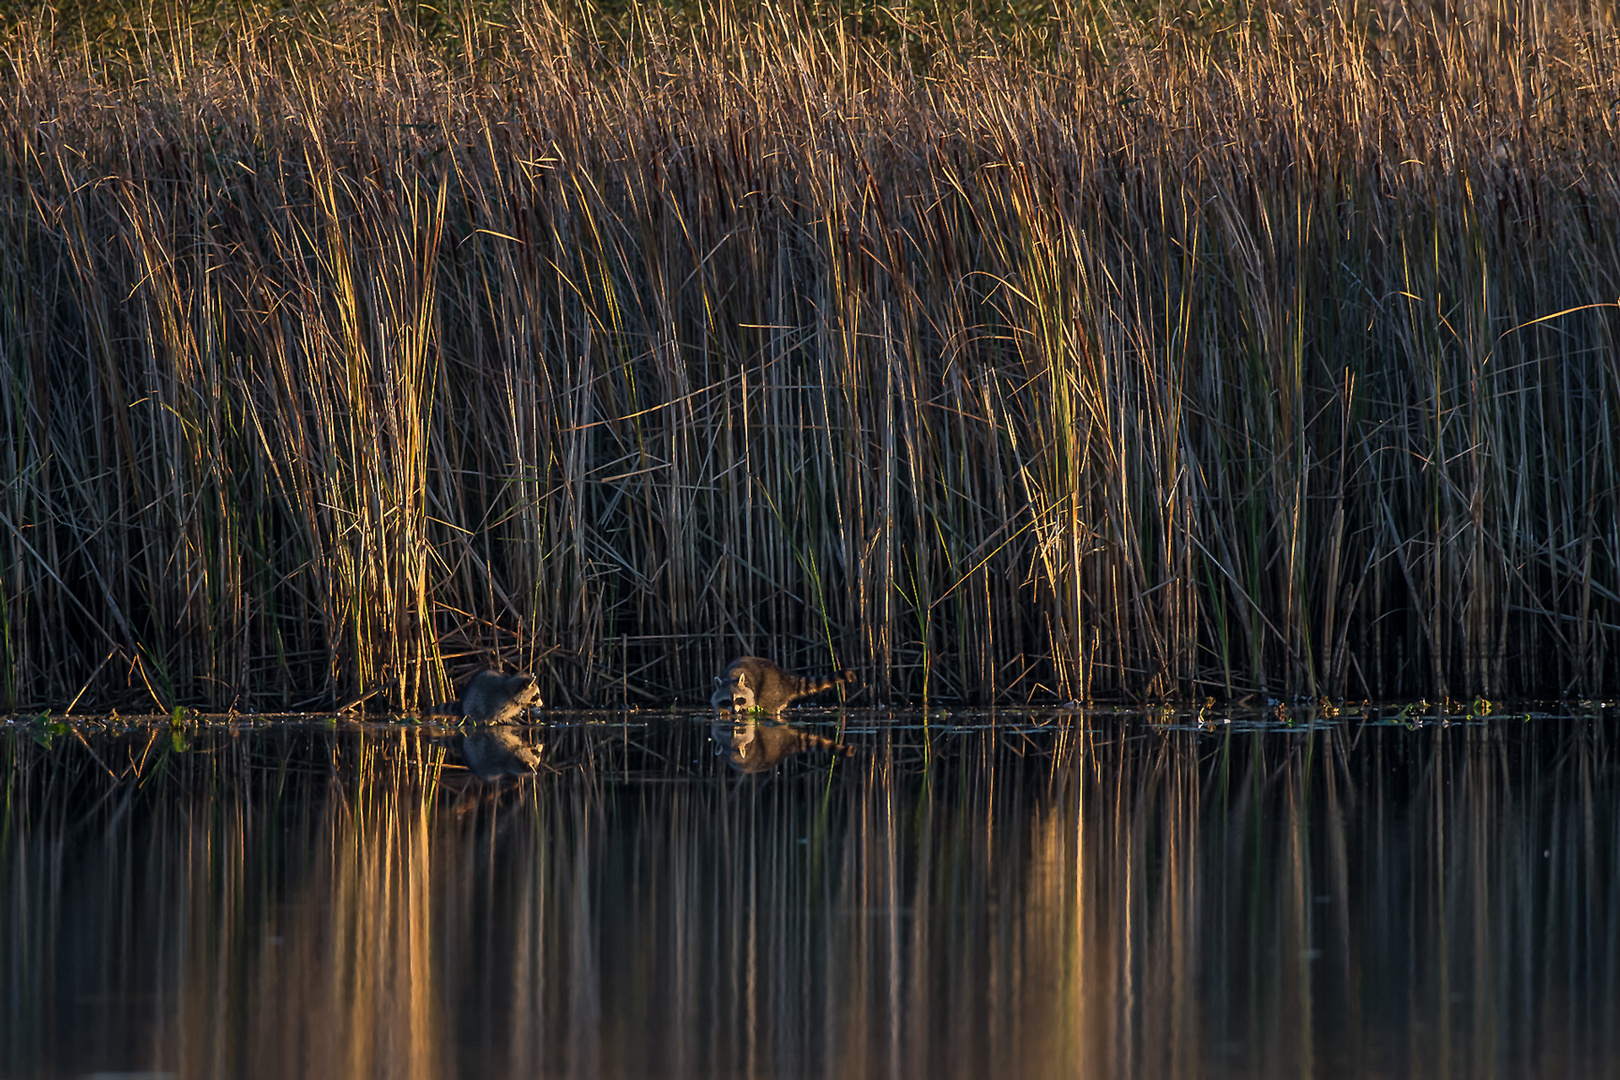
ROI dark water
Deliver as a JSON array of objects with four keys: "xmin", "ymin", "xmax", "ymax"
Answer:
[{"xmin": 3, "ymin": 706, "xmax": 1619, "ymax": 1079}]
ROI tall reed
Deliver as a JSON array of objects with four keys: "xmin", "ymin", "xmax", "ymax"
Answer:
[{"xmin": 1, "ymin": 0, "xmax": 1618, "ymax": 709}]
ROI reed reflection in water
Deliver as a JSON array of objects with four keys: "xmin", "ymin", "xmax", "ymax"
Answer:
[{"xmin": 1, "ymin": 712, "xmax": 1617, "ymax": 1079}]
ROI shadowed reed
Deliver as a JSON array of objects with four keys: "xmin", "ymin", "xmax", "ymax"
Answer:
[{"xmin": 1, "ymin": 0, "xmax": 1618, "ymax": 710}]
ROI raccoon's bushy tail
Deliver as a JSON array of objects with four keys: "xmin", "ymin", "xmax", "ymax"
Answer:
[{"xmin": 799, "ymin": 669, "xmax": 858, "ymax": 696}]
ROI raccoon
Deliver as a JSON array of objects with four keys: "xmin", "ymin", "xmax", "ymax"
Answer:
[
  {"xmin": 429, "ymin": 669, "xmax": 542, "ymax": 724},
  {"xmin": 712, "ymin": 717, "xmax": 855, "ymax": 773},
  {"xmin": 461, "ymin": 725, "xmax": 543, "ymax": 782},
  {"xmin": 710, "ymin": 656, "xmax": 856, "ymax": 716}
]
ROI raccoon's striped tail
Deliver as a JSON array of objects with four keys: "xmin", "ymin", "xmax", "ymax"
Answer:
[{"xmin": 798, "ymin": 669, "xmax": 858, "ymax": 696}]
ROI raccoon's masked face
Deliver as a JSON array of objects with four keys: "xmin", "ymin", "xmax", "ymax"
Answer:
[
  {"xmin": 711, "ymin": 672, "xmax": 756, "ymax": 713},
  {"xmin": 510, "ymin": 675, "xmax": 542, "ymax": 709}
]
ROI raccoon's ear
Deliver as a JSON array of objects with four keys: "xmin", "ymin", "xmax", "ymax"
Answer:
[
  {"xmin": 713, "ymin": 676, "xmax": 723, "ymax": 688},
  {"xmin": 735, "ymin": 672, "xmax": 749, "ymax": 688}
]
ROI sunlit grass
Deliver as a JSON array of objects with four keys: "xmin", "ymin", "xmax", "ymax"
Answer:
[{"xmin": 1, "ymin": 0, "xmax": 1618, "ymax": 709}]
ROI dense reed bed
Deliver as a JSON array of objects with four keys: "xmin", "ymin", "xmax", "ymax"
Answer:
[{"xmin": 2, "ymin": 0, "xmax": 1618, "ymax": 709}]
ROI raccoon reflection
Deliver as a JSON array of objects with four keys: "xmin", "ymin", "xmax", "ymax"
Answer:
[
  {"xmin": 710, "ymin": 656, "xmax": 856, "ymax": 716},
  {"xmin": 461, "ymin": 725, "xmax": 543, "ymax": 782},
  {"xmin": 712, "ymin": 717, "xmax": 855, "ymax": 773}
]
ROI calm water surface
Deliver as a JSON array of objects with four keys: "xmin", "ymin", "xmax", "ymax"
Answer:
[{"xmin": 3, "ymin": 706, "xmax": 1618, "ymax": 1079}]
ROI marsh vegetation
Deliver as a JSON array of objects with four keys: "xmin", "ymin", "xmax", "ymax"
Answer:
[{"xmin": 3, "ymin": 0, "xmax": 1619, "ymax": 710}]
